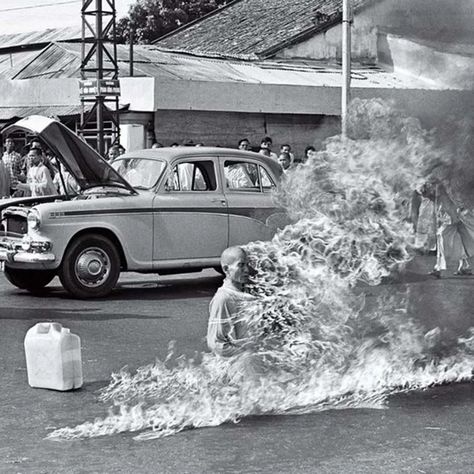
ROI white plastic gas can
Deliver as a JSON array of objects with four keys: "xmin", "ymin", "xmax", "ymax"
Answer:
[{"xmin": 24, "ymin": 322, "xmax": 83, "ymax": 391}]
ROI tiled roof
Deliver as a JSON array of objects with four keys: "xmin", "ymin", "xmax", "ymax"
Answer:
[{"xmin": 155, "ymin": 0, "xmax": 378, "ymax": 58}]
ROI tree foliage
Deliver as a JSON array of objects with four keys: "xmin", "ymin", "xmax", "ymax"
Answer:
[{"xmin": 116, "ymin": 0, "xmax": 230, "ymax": 44}]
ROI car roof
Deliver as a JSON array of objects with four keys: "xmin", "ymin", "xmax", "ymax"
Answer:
[{"xmin": 119, "ymin": 147, "xmax": 283, "ymax": 178}]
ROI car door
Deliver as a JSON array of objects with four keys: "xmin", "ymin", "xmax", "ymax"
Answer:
[
  {"xmin": 152, "ymin": 156, "xmax": 229, "ymax": 265},
  {"xmin": 219, "ymin": 155, "xmax": 280, "ymax": 246}
]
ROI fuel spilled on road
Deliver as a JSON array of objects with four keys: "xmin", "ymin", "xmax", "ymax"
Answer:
[{"xmin": 48, "ymin": 99, "xmax": 474, "ymax": 441}]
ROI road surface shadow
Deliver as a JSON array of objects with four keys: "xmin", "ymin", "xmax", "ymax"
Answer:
[
  {"xmin": 111, "ymin": 274, "xmax": 223, "ymax": 301},
  {"xmin": 0, "ymin": 307, "xmax": 171, "ymax": 321},
  {"xmin": 3, "ymin": 274, "xmax": 223, "ymax": 302}
]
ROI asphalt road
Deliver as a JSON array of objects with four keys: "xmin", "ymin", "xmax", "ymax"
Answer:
[{"xmin": 0, "ymin": 259, "xmax": 473, "ymax": 474}]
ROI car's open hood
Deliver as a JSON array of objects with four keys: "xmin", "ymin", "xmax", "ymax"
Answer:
[{"xmin": 3, "ymin": 115, "xmax": 135, "ymax": 193}]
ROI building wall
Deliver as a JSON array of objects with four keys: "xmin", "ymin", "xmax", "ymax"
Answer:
[
  {"xmin": 153, "ymin": 85, "xmax": 474, "ymax": 156},
  {"xmin": 378, "ymin": 34, "xmax": 474, "ymax": 89},
  {"xmin": 279, "ymin": 10, "xmax": 378, "ymax": 61},
  {"xmin": 0, "ymin": 78, "xmax": 79, "ymax": 106},
  {"xmin": 278, "ymin": 0, "xmax": 474, "ymax": 61},
  {"xmin": 154, "ymin": 110, "xmax": 340, "ymax": 158}
]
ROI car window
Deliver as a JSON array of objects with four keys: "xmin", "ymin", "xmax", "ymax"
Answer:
[
  {"xmin": 259, "ymin": 165, "xmax": 276, "ymax": 191},
  {"xmin": 111, "ymin": 158, "xmax": 165, "ymax": 189},
  {"xmin": 168, "ymin": 160, "xmax": 217, "ymax": 191},
  {"xmin": 224, "ymin": 160, "xmax": 262, "ymax": 192}
]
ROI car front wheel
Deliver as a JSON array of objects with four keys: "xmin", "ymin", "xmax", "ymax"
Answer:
[
  {"xmin": 4, "ymin": 267, "xmax": 56, "ymax": 293},
  {"xmin": 59, "ymin": 234, "xmax": 120, "ymax": 298}
]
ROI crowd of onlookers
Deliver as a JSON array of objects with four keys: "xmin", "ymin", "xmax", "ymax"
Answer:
[
  {"xmin": 236, "ymin": 136, "xmax": 318, "ymax": 173},
  {"xmin": 0, "ymin": 133, "xmax": 320, "ymax": 198},
  {"xmin": 0, "ymin": 136, "xmax": 83, "ymax": 199},
  {"xmin": 149, "ymin": 135, "xmax": 320, "ymax": 174}
]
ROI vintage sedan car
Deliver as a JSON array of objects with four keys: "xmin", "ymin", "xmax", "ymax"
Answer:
[{"xmin": 0, "ymin": 116, "xmax": 284, "ymax": 298}]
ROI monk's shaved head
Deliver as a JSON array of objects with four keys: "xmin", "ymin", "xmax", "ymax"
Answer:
[
  {"xmin": 220, "ymin": 246, "xmax": 250, "ymax": 287},
  {"xmin": 221, "ymin": 246, "xmax": 246, "ymax": 267}
]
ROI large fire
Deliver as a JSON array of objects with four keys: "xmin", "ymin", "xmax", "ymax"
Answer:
[{"xmin": 48, "ymin": 99, "xmax": 474, "ymax": 441}]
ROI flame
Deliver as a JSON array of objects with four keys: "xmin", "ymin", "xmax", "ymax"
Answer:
[{"xmin": 48, "ymin": 99, "xmax": 474, "ymax": 441}]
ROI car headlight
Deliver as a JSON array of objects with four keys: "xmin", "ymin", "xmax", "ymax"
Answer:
[{"xmin": 27, "ymin": 209, "xmax": 41, "ymax": 230}]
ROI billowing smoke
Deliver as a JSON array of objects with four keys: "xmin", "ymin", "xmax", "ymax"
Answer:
[{"xmin": 48, "ymin": 99, "xmax": 474, "ymax": 441}]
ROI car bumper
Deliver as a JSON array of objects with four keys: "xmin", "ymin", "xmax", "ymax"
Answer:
[
  {"xmin": 0, "ymin": 248, "xmax": 56, "ymax": 263},
  {"xmin": 0, "ymin": 235, "xmax": 56, "ymax": 264}
]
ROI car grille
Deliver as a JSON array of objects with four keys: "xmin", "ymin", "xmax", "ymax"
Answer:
[{"xmin": 5, "ymin": 215, "xmax": 28, "ymax": 235}]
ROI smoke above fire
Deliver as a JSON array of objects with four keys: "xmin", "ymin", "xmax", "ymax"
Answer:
[{"xmin": 48, "ymin": 99, "xmax": 474, "ymax": 441}]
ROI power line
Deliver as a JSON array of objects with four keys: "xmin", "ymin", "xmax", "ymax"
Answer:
[{"xmin": 0, "ymin": 0, "xmax": 81, "ymax": 13}]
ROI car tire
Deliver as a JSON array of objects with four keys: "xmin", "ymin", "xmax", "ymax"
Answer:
[
  {"xmin": 4, "ymin": 267, "xmax": 56, "ymax": 293},
  {"xmin": 59, "ymin": 234, "xmax": 120, "ymax": 298}
]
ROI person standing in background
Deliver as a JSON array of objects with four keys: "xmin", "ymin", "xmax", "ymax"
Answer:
[
  {"xmin": 259, "ymin": 137, "xmax": 278, "ymax": 160},
  {"xmin": 278, "ymin": 152, "xmax": 293, "ymax": 174},
  {"xmin": 0, "ymin": 155, "xmax": 10, "ymax": 198},
  {"xmin": 430, "ymin": 181, "xmax": 474, "ymax": 277},
  {"xmin": 410, "ymin": 182, "xmax": 437, "ymax": 254},
  {"xmin": 28, "ymin": 139, "xmax": 56, "ymax": 180},
  {"xmin": 280, "ymin": 144, "xmax": 295, "ymax": 164},
  {"xmin": 15, "ymin": 148, "xmax": 56, "ymax": 197},
  {"xmin": 2, "ymin": 137, "xmax": 22, "ymax": 196},
  {"xmin": 302, "ymin": 145, "xmax": 318, "ymax": 164},
  {"xmin": 238, "ymin": 138, "xmax": 251, "ymax": 151},
  {"xmin": 106, "ymin": 145, "xmax": 121, "ymax": 162}
]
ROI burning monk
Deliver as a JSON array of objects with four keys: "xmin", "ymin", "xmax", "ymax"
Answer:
[{"xmin": 207, "ymin": 246, "xmax": 255, "ymax": 357}]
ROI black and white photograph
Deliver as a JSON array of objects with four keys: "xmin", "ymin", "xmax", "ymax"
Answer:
[{"xmin": 0, "ymin": 0, "xmax": 473, "ymax": 472}]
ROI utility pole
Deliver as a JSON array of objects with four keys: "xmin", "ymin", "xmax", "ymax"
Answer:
[
  {"xmin": 341, "ymin": 0, "xmax": 352, "ymax": 138},
  {"xmin": 79, "ymin": 0, "xmax": 120, "ymax": 157},
  {"xmin": 129, "ymin": 23, "xmax": 134, "ymax": 77}
]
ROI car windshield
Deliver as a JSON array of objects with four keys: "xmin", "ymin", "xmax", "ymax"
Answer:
[{"xmin": 111, "ymin": 157, "xmax": 166, "ymax": 190}]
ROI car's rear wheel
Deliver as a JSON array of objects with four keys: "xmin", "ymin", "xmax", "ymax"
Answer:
[
  {"xmin": 4, "ymin": 267, "xmax": 56, "ymax": 293},
  {"xmin": 59, "ymin": 234, "xmax": 120, "ymax": 298}
]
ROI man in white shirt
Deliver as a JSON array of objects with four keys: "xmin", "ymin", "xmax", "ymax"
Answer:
[
  {"xmin": 15, "ymin": 149, "xmax": 57, "ymax": 197},
  {"xmin": 259, "ymin": 137, "xmax": 278, "ymax": 160},
  {"xmin": 2, "ymin": 137, "xmax": 23, "ymax": 195}
]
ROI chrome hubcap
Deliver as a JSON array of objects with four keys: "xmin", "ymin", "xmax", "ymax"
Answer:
[{"xmin": 75, "ymin": 247, "xmax": 111, "ymax": 287}]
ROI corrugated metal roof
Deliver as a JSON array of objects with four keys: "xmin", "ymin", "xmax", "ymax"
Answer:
[
  {"xmin": 0, "ymin": 105, "xmax": 83, "ymax": 121},
  {"xmin": 155, "ymin": 0, "xmax": 380, "ymax": 58},
  {"xmin": 12, "ymin": 43, "xmax": 81, "ymax": 79},
  {"xmin": 8, "ymin": 42, "xmax": 183, "ymax": 81},
  {"xmin": 0, "ymin": 27, "xmax": 85, "ymax": 51},
  {"xmin": 0, "ymin": 50, "xmax": 39, "ymax": 79},
  {"xmin": 0, "ymin": 102, "xmax": 121, "ymax": 122},
  {"xmin": 2, "ymin": 41, "xmax": 442, "ymax": 90}
]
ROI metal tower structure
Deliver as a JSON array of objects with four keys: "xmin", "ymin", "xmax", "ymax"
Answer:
[{"xmin": 79, "ymin": 0, "xmax": 120, "ymax": 157}]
